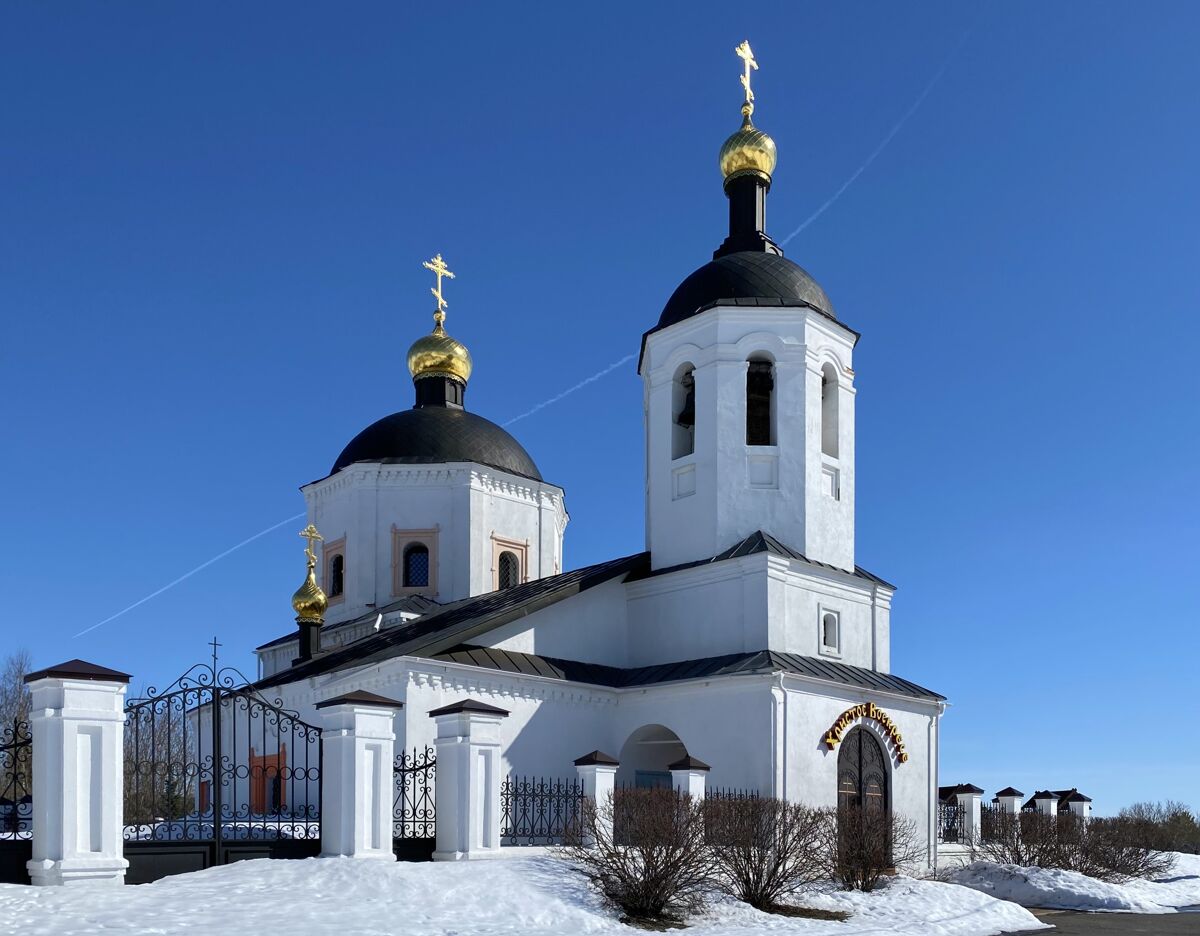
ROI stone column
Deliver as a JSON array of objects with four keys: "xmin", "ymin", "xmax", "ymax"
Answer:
[
  {"xmin": 1033, "ymin": 791, "xmax": 1057, "ymax": 818},
  {"xmin": 429, "ymin": 699, "xmax": 508, "ymax": 861},
  {"xmin": 574, "ymin": 750, "xmax": 619, "ymax": 845},
  {"xmin": 668, "ymin": 755, "xmax": 709, "ymax": 799},
  {"xmin": 316, "ymin": 691, "xmax": 403, "ymax": 860},
  {"xmin": 25, "ymin": 660, "xmax": 131, "ymax": 886},
  {"xmin": 994, "ymin": 787, "xmax": 1024, "ymax": 815},
  {"xmin": 954, "ymin": 784, "xmax": 984, "ymax": 843}
]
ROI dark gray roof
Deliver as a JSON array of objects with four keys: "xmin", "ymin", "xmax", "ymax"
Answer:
[
  {"xmin": 994, "ymin": 787, "xmax": 1024, "ymax": 798},
  {"xmin": 314, "ymin": 690, "xmax": 404, "ymax": 709},
  {"xmin": 427, "ymin": 645, "xmax": 945, "ymax": 701},
  {"xmin": 25, "ymin": 659, "xmax": 131, "ymax": 684},
  {"xmin": 330, "ymin": 406, "xmax": 542, "ymax": 481},
  {"xmin": 629, "ymin": 530, "xmax": 895, "ymax": 590},
  {"xmin": 256, "ymin": 594, "xmax": 442, "ymax": 651},
  {"xmin": 257, "ymin": 552, "xmax": 649, "ymax": 688}
]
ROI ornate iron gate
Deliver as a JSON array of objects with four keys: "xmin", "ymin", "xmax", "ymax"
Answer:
[
  {"xmin": 123, "ymin": 661, "xmax": 322, "ymax": 884},
  {"xmin": 393, "ymin": 746, "xmax": 435, "ymax": 861},
  {"xmin": 0, "ymin": 717, "xmax": 32, "ymax": 884}
]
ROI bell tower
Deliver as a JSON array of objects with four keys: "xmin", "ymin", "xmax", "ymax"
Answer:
[{"xmin": 641, "ymin": 42, "xmax": 857, "ymax": 573}]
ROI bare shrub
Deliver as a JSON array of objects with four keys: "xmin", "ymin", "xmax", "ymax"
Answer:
[
  {"xmin": 704, "ymin": 797, "xmax": 830, "ymax": 910},
  {"xmin": 1119, "ymin": 801, "xmax": 1200, "ymax": 855},
  {"xmin": 563, "ymin": 788, "xmax": 716, "ymax": 924},
  {"xmin": 832, "ymin": 805, "xmax": 920, "ymax": 891},
  {"xmin": 979, "ymin": 811, "xmax": 1062, "ymax": 868}
]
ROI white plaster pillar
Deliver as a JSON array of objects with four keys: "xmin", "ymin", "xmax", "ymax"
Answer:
[
  {"xmin": 1067, "ymin": 793, "xmax": 1092, "ymax": 821},
  {"xmin": 574, "ymin": 751, "xmax": 619, "ymax": 846},
  {"xmin": 669, "ymin": 755, "xmax": 709, "ymax": 799},
  {"xmin": 25, "ymin": 660, "xmax": 131, "ymax": 886},
  {"xmin": 317, "ymin": 691, "xmax": 403, "ymax": 861},
  {"xmin": 430, "ymin": 699, "xmax": 508, "ymax": 861},
  {"xmin": 955, "ymin": 785, "xmax": 983, "ymax": 843},
  {"xmin": 995, "ymin": 788, "xmax": 1024, "ymax": 815},
  {"xmin": 1033, "ymin": 791, "xmax": 1057, "ymax": 818}
]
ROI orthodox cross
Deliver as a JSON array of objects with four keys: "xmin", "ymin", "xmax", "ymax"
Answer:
[
  {"xmin": 422, "ymin": 253, "xmax": 455, "ymax": 326},
  {"xmin": 209, "ymin": 636, "xmax": 222, "ymax": 671},
  {"xmin": 299, "ymin": 523, "xmax": 323, "ymax": 570},
  {"xmin": 735, "ymin": 40, "xmax": 758, "ymax": 108}
]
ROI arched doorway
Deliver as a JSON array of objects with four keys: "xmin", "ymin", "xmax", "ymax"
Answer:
[
  {"xmin": 837, "ymin": 726, "xmax": 889, "ymax": 813},
  {"xmin": 616, "ymin": 725, "xmax": 688, "ymax": 789}
]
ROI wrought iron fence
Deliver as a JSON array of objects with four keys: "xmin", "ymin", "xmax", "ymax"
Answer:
[
  {"xmin": 501, "ymin": 775, "xmax": 584, "ymax": 846},
  {"xmin": 393, "ymin": 746, "xmax": 436, "ymax": 840},
  {"xmin": 706, "ymin": 785, "xmax": 760, "ymax": 801},
  {"xmin": 0, "ymin": 718, "xmax": 32, "ymax": 840},
  {"xmin": 123, "ymin": 662, "xmax": 322, "ymax": 845},
  {"xmin": 937, "ymin": 800, "xmax": 964, "ymax": 843}
]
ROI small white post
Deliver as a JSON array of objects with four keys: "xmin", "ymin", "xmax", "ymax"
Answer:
[
  {"xmin": 994, "ymin": 788, "xmax": 1024, "ymax": 815},
  {"xmin": 954, "ymin": 784, "xmax": 984, "ymax": 844},
  {"xmin": 430, "ymin": 699, "xmax": 508, "ymax": 861},
  {"xmin": 1066, "ymin": 792, "xmax": 1092, "ymax": 822},
  {"xmin": 668, "ymin": 755, "xmax": 709, "ymax": 799},
  {"xmin": 25, "ymin": 660, "xmax": 131, "ymax": 886},
  {"xmin": 574, "ymin": 750, "xmax": 619, "ymax": 845},
  {"xmin": 317, "ymin": 691, "xmax": 403, "ymax": 861},
  {"xmin": 1034, "ymin": 791, "xmax": 1057, "ymax": 818}
]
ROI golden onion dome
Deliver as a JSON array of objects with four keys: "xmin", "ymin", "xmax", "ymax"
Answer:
[
  {"xmin": 407, "ymin": 323, "xmax": 473, "ymax": 384},
  {"xmin": 719, "ymin": 105, "xmax": 777, "ymax": 183},
  {"xmin": 291, "ymin": 566, "xmax": 327, "ymax": 623}
]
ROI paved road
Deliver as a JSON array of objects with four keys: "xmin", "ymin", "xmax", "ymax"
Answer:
[{"xmin": 1002, "ymin": 908, "xmax": 1200, "ymax": 934}]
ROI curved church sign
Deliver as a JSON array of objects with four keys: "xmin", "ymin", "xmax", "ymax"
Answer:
[{"xmin": 823, "ymin": 703, "xmax": 908, "ymax": 763}]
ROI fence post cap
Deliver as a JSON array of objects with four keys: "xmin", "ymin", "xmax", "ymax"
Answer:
[
  {"xmin": 994, "ymin": 786, "xmax": 1024, "ymax": 797},
  {"xmin": 315, "ymin": 690, "xmax": 404, "ymax": 709},
  {"xmin": 24, "ymin": 659, "xmax": 131, "ymax": 684},
  {"xmin": 667, "ymin": 755, "xmax": 710, "ymax": 772},
  {"xmin": 573, "ymin": 750, "xmax": 619, "ymax": 766},
  {"xmin": 427, "ymin": 698, "xmax": 509, "ymax": 718}
]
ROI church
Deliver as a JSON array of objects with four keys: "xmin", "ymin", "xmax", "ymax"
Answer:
[{"xmin": 253, "ymin": 43, "xmax": 946, "ymax": 864}]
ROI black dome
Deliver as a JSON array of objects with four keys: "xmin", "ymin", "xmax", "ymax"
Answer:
[
  {"xmin": 331, "ymin": 407, "xmax": 542, "ymax": 481},
  {"xmin": 657, "ymin": 251, "xmax": 836, "ymax": 332}
]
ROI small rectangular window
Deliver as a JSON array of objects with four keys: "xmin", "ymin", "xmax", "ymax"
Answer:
[{"xmin": 820, "ymin": 609, "xmax": 841, "ymax": 656}]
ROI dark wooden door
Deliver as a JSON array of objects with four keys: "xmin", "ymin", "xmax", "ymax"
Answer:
[{"xmin": 837, "ymin": 726, "xmax": 889, "ymax": 812}]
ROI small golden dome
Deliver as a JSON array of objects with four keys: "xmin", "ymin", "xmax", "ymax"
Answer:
[
  {"xmin": 292, "ymin": 567, "xmax": 327, "ymax": 623},
  {"xmin": 719, "ymin": 107, "xmax": 777, "ymax": 183},
  {"xmin": 407, "ymin": 323, "xmax": 473, "ymax": 384}
]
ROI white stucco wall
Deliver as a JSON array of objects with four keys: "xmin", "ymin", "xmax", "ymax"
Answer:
[
  {"xmin": 300, "ymin": 463, "xmax": 566, "ymax": 624},
  {"xmin": 642, "ymin": 306, "xmax": 857, "ymax": 573}
]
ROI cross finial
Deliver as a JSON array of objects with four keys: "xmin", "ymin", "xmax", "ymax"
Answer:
[
  {"xmin": 209, "ymin": 636, "xmax": 221, "ymax": 670},
  {"xmin": 422, "ymin": 253, "xmax": 456, "ymax": 328},
  {"xmin": 299, "ymin": 523, "xmax": 323, "ymax": 570},
  {"xmin": 735, "ymin": 40, "xmax": 758, "ymax": 116}
]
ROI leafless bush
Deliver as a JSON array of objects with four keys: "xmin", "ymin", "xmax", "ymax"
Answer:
[
  {"xmin": 980, "ymin": 811, "xmax": 1174, "ymax": 881},
  {"xmin": 563, "ymin": 789, "xmax": 716, "ymax": 924},
  {"xmin": 1118, "ymin": 801, "xmax": 1200, "ymax": 855},
  {"xmin": 0, "ymin": 651, "xmax": 32, "ymax": 728},
  {"xmin": 704, "ymin": 797, "xmax": 830, "ymax": 910},
  {"xmin": 831, "ymin": 805, "xmax": 920, "ymax": 891}
]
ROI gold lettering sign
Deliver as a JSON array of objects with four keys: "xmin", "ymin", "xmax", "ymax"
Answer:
[{"xmin": 823, "ymin": 702, "xmax": 908, "ymax": 763}]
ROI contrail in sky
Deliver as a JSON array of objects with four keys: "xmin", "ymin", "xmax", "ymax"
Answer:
[
  {"xmin": 780, "ymin": 20, "xmax": 979, "ymax": 247},
  {"xmin": 502, "ymin": 353, "xmax": 636, "ymax": 428},
  {"xmin": 73, "ymin": 512, "xmax": 306, "ymax": 638}
]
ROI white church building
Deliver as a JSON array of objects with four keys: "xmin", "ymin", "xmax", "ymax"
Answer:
[{"xmin": 252, "ymin": 53, "xmax": 947, "ymax": 863}]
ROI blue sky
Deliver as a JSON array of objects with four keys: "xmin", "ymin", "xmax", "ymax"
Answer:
[{"xmin": 3, "ymin": 2, "xmax": 1198, "ymax": 813}]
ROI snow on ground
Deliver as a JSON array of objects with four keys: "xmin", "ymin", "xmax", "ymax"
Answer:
[
  {"xmin": 950, "ymin": 852, "xmax": 1200, "ymax": 913},
  {"xmin": 0, "ymin": 855, "xmax": 1045, "ymax": 936}
]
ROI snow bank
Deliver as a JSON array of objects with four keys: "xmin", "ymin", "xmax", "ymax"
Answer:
[
  {"xmin": 0, "ymin": 855, "xmax": 1045, "ymax": 936},
  {"xmin": 951, "ymin": 852, "xmax": 1200, "ymax": 913}
]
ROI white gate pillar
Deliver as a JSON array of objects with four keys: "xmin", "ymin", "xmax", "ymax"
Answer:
[
  {"xmin": 1066, "ymin": 790, "xmax": 1092, "ymax": 822},
  {"xmin": 954, "ymin": 784, "xmax": 984, "ymax": 843},
  {"xmin": 25, "ymin": 659, "xmax": 130, "ymax": 886},
  {"xmin": 1033, "ymin": 791, "xmax": 1058, "ymax": 818},
  {"xmin": 574, "ymin": 750, "xmax": 619, "ymax": 845},
  {"xmin": 429, "ymin": 699, "xmax": 508, "ymax": 861},
  {"xmin": 316, "ymin": 691, "xmax": 403, "ymax": 860},
  {"xmin": 994, "ymin": 787, "xmax": 1024, "ymax": 815},
  {"xmin": 669, "ymin": 755, "xmax": 709, "ymax": 799}
]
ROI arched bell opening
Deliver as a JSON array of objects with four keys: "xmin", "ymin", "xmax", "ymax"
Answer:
[{"xmin": 616, "ymin": 724, "xmax": 688, "ymax": 790}]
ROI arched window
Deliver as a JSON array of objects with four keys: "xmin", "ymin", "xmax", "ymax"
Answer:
[
  {"xmin": 672, "ymin": 364, "xmax": 695, "ymax": 459},
  {"xmin": 403, "ymin": 543, "xmax": 430, "ymax": 588},
  {"xmin": 821, "ymin": 611, "xmax": 840, "ymax": 653},
  {"xmin": 821, "ymin": 363, "xmax": 839, "ymax": 458},
  {"xmin": 497, "ymin": 551, "xmax": 520, "ymax": 589},
  {"xmin": 746, "ymin": 357, "xmax": 775, "ymax": 446},
  {"xmin": 328, "ymin": 554, "xmax": 345, "ymax": 598}
]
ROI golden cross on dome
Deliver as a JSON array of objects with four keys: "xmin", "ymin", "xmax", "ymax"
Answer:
[
  {"xmin": 735, "ymin": 40, "xmax": 758, "ymax": 110},
  {"xmin": 422, "ymin": 253, "xmax": 455, "ymax": 325},
  {"xmin": 298, "ymin": 523, "xmax": 323, "ymax": 568}
]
